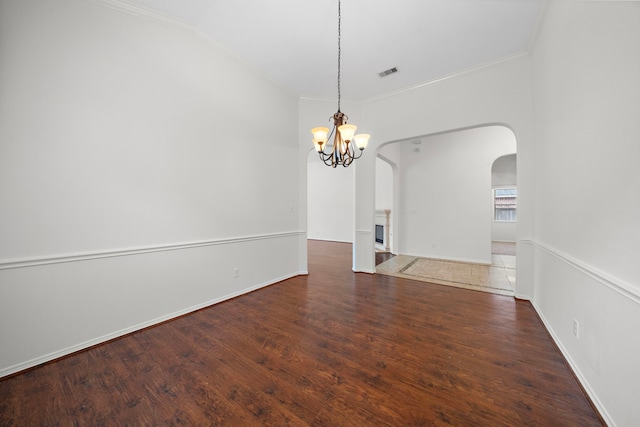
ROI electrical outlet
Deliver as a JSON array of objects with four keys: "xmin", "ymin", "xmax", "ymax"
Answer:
[
  {"xmin": 233, "ymin": 268, "xmax": 240, "ymax": 278},
  {"xmin": 573, "ymin": 319, "xmax": 579, "ymax": 338}
]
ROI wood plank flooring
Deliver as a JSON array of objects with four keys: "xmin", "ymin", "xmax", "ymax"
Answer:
[{"xmin": 0, "ymin": 240, "xmax": 603, "ymax": 426}]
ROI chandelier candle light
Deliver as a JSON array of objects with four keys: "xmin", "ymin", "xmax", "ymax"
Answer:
[{"xmin": 311, "ymin": 0, "xmax": 370, "ymax": 168}]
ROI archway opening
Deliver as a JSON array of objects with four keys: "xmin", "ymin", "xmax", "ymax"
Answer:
[{"xmin": 373, "ymin": 125, "xmax": 517, "ymax": 296}]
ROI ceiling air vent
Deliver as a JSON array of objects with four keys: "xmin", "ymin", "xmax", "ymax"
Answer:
[{"xmin": 378, "ymin": 67, "xmax": 398, "ymax": 78}]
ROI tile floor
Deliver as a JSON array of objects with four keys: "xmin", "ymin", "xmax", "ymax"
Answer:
[{"xmin": 376, "ymin": 245, "xmax": 516, "ymax": 296}]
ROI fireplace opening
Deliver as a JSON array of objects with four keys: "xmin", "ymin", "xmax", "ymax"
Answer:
[{"xmin": 375, "ymin": 224, "xmax": 384, "ymax": 244}]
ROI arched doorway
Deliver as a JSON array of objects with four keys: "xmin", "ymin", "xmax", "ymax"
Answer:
[{"xmin": 373, "ymin": 125, "xmax": 517, "ymax": 296}]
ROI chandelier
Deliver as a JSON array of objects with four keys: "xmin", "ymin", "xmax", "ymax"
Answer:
[{"xmin": 311, "ymin": 0, "xmax": 370, "ymax": 168}]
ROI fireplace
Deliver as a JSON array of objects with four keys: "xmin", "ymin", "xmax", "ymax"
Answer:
[
  {"xmin": 375, "ymin": 224, "xmax": 384, "ymax": 244},
  {"xmin": 375, "ymin": 209, "xmax": 391, "ymax": 252}
]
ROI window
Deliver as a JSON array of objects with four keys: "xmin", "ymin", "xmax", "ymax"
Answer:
[{"xmin": 494, "ymin": 188, "xmax": 517, "ymax": 222}]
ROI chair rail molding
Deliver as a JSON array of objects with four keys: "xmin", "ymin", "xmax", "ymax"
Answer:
[
  {"xmin": 0, "ymin": 231, "xmax": 306, "ymax": 271},
  {"xmin": 521, "ymin": 239, "xmax": 639, "ymax": 305}
]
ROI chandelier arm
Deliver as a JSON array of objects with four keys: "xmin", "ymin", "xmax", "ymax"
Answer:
[
  {"xmin": 320, "ymin": 153, "xmax": 334, "ymax": 167},
  {"xmin": 318, "ymin": 139, "xmax": 364, "ymax": 168},
  {"xmin": 351, "ymin": 146, "xmax": 364, "ymax": 160},
  {"xmin": 319, "ymin": 148, "xmax": 335, "ymax": 161},
  {"xmin": 317, "ymin": 125, "xmax": 337, "ymax": 155},
  {"xmin": 322, "ymin": 150, "xmax": 338, "ymax": 168},
  {"xmin": 318, "ymin": 136, "xmax": 338, "ymax": 166},
  {"xmin": 343, "ymin": 149, "xmax": 356, "ymax": 167}
]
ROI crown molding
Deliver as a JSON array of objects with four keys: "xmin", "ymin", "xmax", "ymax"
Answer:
[
  {"xmin": 85, "ymin": 0, "xmax": 194, "ymax": 32},
  {"xmin": 364, "ymin": 52, "xmax": 530, "ymax": 104}
]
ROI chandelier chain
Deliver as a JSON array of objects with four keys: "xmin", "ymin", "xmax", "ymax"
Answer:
[
  {"xmin": 337, "ymin": 0, "xmax": 341, "ymax": 112},
  {"xmin": 309, "ymin": 0, "xmax": 369, "ymax": 168}
]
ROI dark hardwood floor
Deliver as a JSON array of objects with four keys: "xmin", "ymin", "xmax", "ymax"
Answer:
[
  {"xmin": 375, "ymin": 250, "xmax": 395, "ymax": 266},
  {"xmin": 0, "ymin": 240, "xmax": 602, "ymax": 426}
]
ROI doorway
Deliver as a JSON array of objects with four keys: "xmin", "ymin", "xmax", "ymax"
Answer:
[{"xmin": 373, "ymin": 125, "xmax": 517, "ymax": 296}]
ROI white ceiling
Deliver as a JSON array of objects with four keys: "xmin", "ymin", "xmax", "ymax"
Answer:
[{"xmin": 119, "ymin": 0, "xmax": 544, "ymax": 102}]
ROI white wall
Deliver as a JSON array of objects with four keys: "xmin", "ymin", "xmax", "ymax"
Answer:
[
  {"xmin": 492, "ymin": 154, "xmax": 517, "ymax": 243},
  {"xmin": 379, "ymin": 127, "xmax": 515, "ymax": 264},
  {"xmin": 531, "ymin": 2, "xmax": 640, "ymax": 426},
  {"xmin": 353, "ymin": 55, "xmax": 535, "ymax": 280},
  {"xmin": 492, "ymin": 154, "xmax": 517, "ymax": 187},
  {"xmin": 375, "ymin": 158, "xmax": 393, "ymax": 211},
  {"xmin": 307, "ymin": 150, "xmax": 354, "ymax": 242},
  {"xmin": 0, "ymin": 0, "xmax": 303, "ymax": 376}
]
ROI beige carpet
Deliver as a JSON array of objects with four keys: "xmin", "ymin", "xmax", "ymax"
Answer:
[{"xmin": 376, "ymin": 253, "xmax": 516, "ymax": 296}]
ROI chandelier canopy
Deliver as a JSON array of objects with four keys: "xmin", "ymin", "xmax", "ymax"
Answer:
[{"xmin": 311, "ymin": 0, "xmax": 370, "ymax": 168}]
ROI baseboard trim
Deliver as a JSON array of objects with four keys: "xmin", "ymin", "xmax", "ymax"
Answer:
[
  {"xmin": 530, "ymin": 299, "xmax": 613, "ymax": 427},
  {"xmin": 0, "ymin": 231, "xmax": 305, "ymax": 271},
  {"xmin": 0, "ymin": 270, "xmax": 305, "ymax": 379}
]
